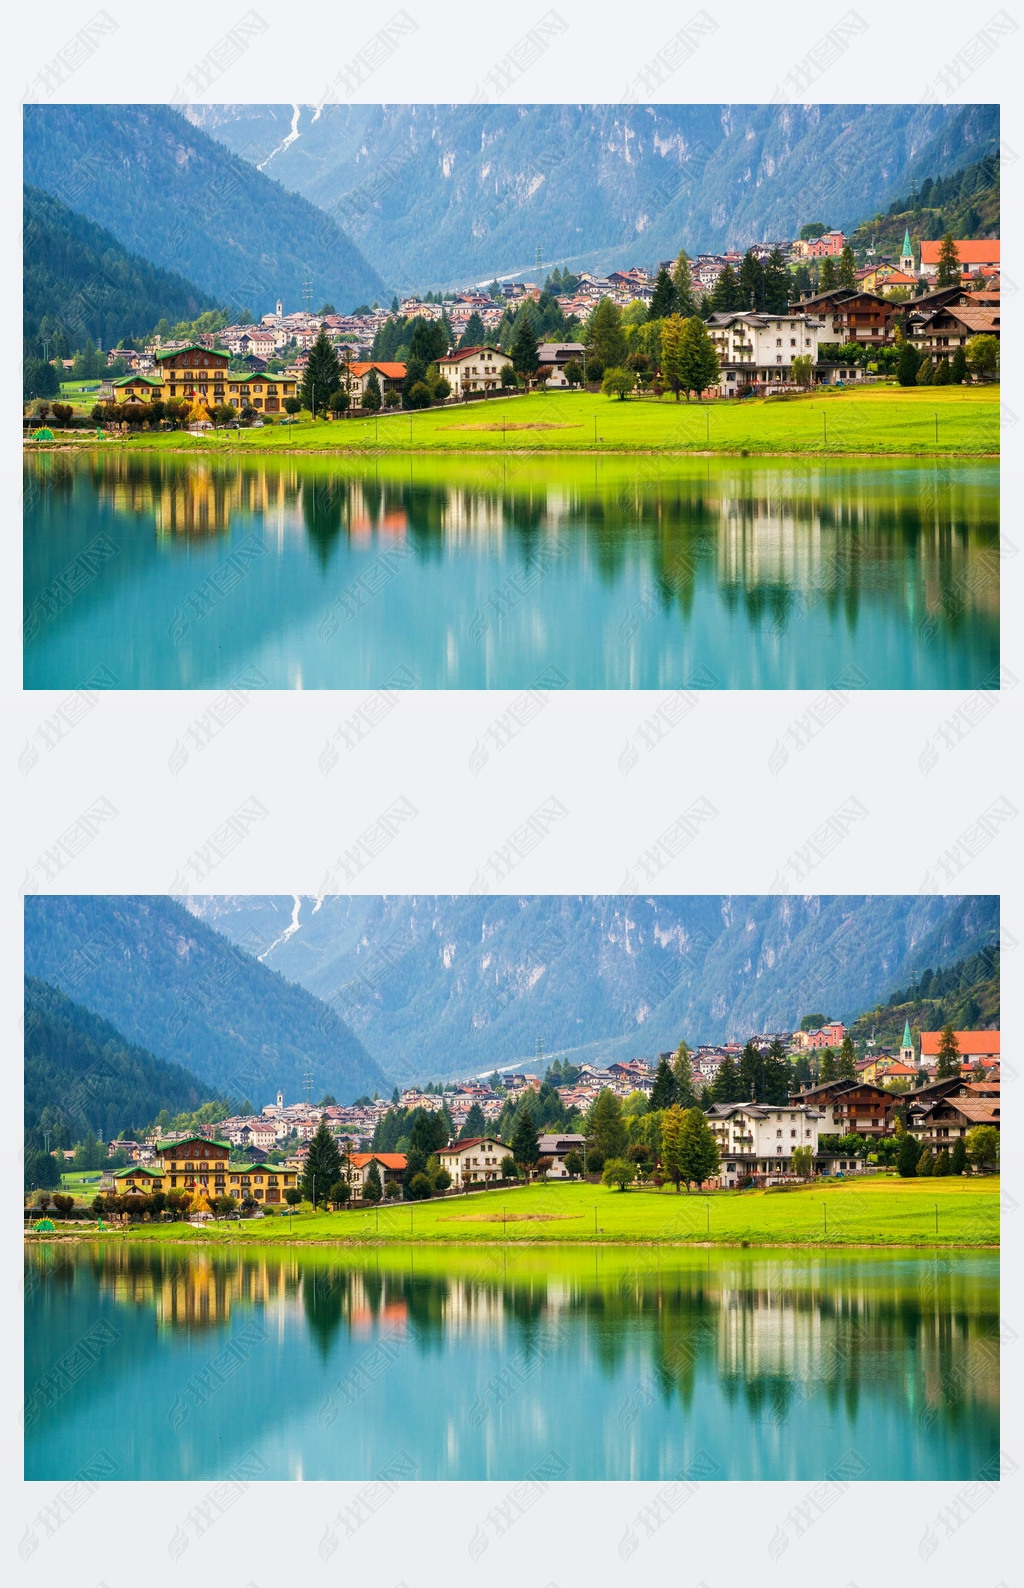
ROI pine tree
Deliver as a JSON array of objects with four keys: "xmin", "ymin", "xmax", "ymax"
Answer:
[
  {"xmin": 511, "ymin": 1104, "xmax": 539, "ymax": 1173},
  {"xmin": 677, "ymin": 316, "xmax": 720, "ymax": 400},
  {"xmin": 936, "ymin": 1023, "xmax": 961, "ymax": 1078},
  {"xmin": 762, "ymin": 247, "xmax": 793, "ymax": 314},
  {"xmin": 763, "ymin": 1038, "xmax": 793, "ymax": 1104},
  {"xmin": 362, "ymin": 1160, "xmax": 383, "ymax": 1203},
  {"xmin": 711, "ymin": 1055, "xmax": 742, "ymax": 1103},
  {"xmin": 916, "ymin": 1145, "xmax": 934, "ymax": 1176},
  {"xmin": 659, "ymin": 313, "xmax": 685, "ymax": 400},
  {"xmin": 672, "ymin": 1042, "xmax": 697, "ymax": 1109},
  {"xmin": 897, "ymin": 340, "xmax": 920, "ymax": 386},
  {"xmin": 672, "ymin": 249, "xmax": 697, "ymax": 319},
  {"xmin": 951, "ymin": 1136, "xmax": 968, "ymax": 1174},
  {"xmin": 933, "ymin": 1147, "xmax": 951, "ymax": 1177},
  {"xmin": 511, "ymin": 310, "xmax": 539, "ymax": 377},
  {"xmin": 817, "ymin": 1048, "xmax": 837, "ymax": 1084},
  {"xmin": 933, "ymin": 357, "xmax": 950, "ymax": 385},
  {"xmin": 362, "ymin": 369, "xmax": 382, "ymax": 412},
  {"xmin": 650, "ymin": 1057, "xmax": 677, "ymax": 1111},
  {"xmin": 586, "ymin": 296, "xmax": 627, "ymax": 370},
  {"xmin": 300, "ymin": 330, "xmax": 341, "ymax": 417},
  {"xmin": 838, "ymin": 244, "xmax": 857, "ymax": 291},
  {"xmin": 660, "ymin": 1103, "xmax": 685, "ymax": 1191},
  {"xmin": 738, "ymin": 251, "xmax": 764, "ymax": 311},
  {"xmin": 739, "ymin": 1040, "xmax": 765, "ymax": 1101},
  {"xmin": 677, "ymin": 1107, "xmax": 720, "ymax": 1190},
  {"xmin": 950, "ymin": 344, "xmax": 968, "ymax": 384},
  {"xmin": 301, "ymin": 1120, "xmax": 342, "ymax": 1206},
  {"xmin": 897, "ymin": 1131, "xmax": 919, "ymax": 1177},
  {"xmin": 708, "ymin": 264, "xmax": 741, "ymax": 315},
  {"xmin": 459, "ymin": 1102, "xmax": 487, "ymax": 1139},
  {"xmin": 936, "ymin": 233, "xmax": 961, "ymax": 288},
  {"xmin": 837, "ymin": 1035, "xmax": 857, "ymax": 1082},
  {"xmin": 588, "ymin": 1089, "xmax": 628, "ymax": 1159},
  {"xmin": 648, "ymin": 266, "xmax": 676, "ymax": 321},
  {"xmin": 458, "ymin": 312, "xmax": 486, "ymax": 348}
]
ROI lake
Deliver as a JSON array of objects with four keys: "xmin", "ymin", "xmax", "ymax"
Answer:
[
  {"xmin": 23, "ymin": 452, "xmax": 998, "ymax": 690},
  {"xmin": 24, "ymin": 1243, "xmax": 998, "ymax": 1481}
]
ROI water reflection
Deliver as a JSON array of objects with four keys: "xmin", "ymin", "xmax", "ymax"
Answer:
[{"xmin": 25, "ymin": 1244, "xmax": 998, "ymax": 1480}]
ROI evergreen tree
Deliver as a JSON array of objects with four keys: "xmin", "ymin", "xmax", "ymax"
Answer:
[
  {"xmin": 762, "ymin": 247, "xmax": 793, "ymax": 313},
  {"xmin": 950, "ymin": 345, "xmax": 969, "ymax": 384},
  {"xmin": 301, "ymin": 1119, "xmax": 342, "ymax": 1206},
  {"xmin": 763, "ymin": 1038, "xmax": 793, "ymax": 1104},
  {"xmin": 738, "ymin": 250, "xmax": 764, "ymax": 311},
  {"xmin": 362, "ymin": 1160, "xmax": 383, "ymax": 1202},
  {"xmin": 897, "ymin": 339, "xmax": 920, "ymax": 386},
  {"xmin": 511, "ymin": 311, "xmax": 539, "ymax": 377},
  {"xmin": 362, "ymin": 369, "xmax": 382, "ymax": 412},
  {"xmin": 648, "ymin": 266, "xmax": 676, "ymax": 321},
  {"xmin": 708, "ymin": 264, "xmax": 741, "ymax": 315},
  {"xmin": 671, "ymin": 250, "xmax": 697, "ymax": 319},
  {"xmin": 936, "ymin": 1023, "xmax": 961, "ymax": 1078},
  {"xmin": 818, "ymin": 257, "xmax": 838, "ymax": 292},
  {"xmin": 933, "ymin": 357, "xmax": 950, "ymax": 385},
  {"xmin": 711, "ymin": 1054, "xmax": 742, "ymax": 1103},
  {"xmin": 936, "ymin": 233, "xmax": 961, "ymax": 287},
  {"xmin": 672, "ymin": 1041, "xmax": 697, "ymax": 1110},
  {"xmin": 739, "ymin": 1041, "xmax": 765, "ymax": 1102},
  {"xmin": 837, "ymin": 1035, "xmax": 857, "ymax": 1082},
  {"xmin": 588, "ymin": 1088, "xmax": 628, "ymax": 1159},
  {"xmin": 511, "ymin": 1104, "xmax": 539, "ymax": 1174},
  {"xmin": 817, "ymin": 1048, "xmax": 837, "ymax": 1084},
  {"xmin": 458, "ymin": 312, "xmax": 486, "ymax": 348},
  {"xmin": 838, "ymin": 244, "xmax": 857, "ymax": 291},
  {"xmin": 916, "ymin": 1145, "xmax": 934, "ymax": 1176},
  {"xmin": 951, "ymin": 1136, "xmax": 968, "ymax": 1174},
  {"xmin": 659, "ymin": 313, "xmax": 685, "ymax": 399},
  {"xmin": 300, "ymin": 330, "xmax": 341, "ymax": 417},
  {"xmin": 897, "ymin": 1131, "xmax": 919, "ymax": 1177},
  {"xmin": 933, "ymin": 1147, "xmax": 951, "ymax": 1177},
  {"xmin": 677, "ymin": 315, "xmax": 720, "ymax": 400},
  {"xmin": 650, "ymin": 1057, "xmax": 677, "ymax": 1111},
  {"xmin": 586, "ymin": 296, "xmax": 627, "ymax": 370},
  {"xmin": 677, "ymin": 1107, "xmax": 720, "ymax": 1190},
  {"xmin": 459, "ymin": 1102, "xmax": 487, "ymax": 1139},
  {"xmin": 660, "ymin": 1104, "xmax": 685, "ymax": 1192}
]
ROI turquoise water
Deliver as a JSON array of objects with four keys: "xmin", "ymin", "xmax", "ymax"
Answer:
[
  {"xmin": 23, "ymin": 453, "xmax": 998, "ymax": 689},
  {"xmin": 24, "ymin": 1244, "xmax": 998, "ymax": 1481}
]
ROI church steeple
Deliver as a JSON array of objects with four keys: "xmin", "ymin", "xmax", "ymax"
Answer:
[
  {"xmin": 900, "ymin": 1018, "xmax": 914, "ymax": 1066},
  {"xmin": 900, "ymin": 229, "xmax": 914, "ymax": 275}
]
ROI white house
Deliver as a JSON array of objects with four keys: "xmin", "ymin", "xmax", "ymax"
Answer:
[
  {"xmin": 706, "ymin": 1102, "xmax": 823, "ymax": 1186},
  {"xmin": 437, "ymin": 346, "xmax": 505, "ymax": 394},
  {"xmin": 537, "ymin": 1133, "xmax": 587, "ymax": 1177},
  {"xmin": 706, "ymin": 312, "xmax": 824, "ymax": 393},
  {"xmin": 437, "ymin": 1136, "xmax": 507, "ymax": 1187}
]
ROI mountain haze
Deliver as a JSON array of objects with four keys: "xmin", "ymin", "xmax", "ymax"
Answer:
[{"xmin": 186, "ymin": 895, "xmax": 998, "ymax": 1080}]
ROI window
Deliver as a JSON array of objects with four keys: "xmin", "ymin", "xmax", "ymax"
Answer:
[{"xmin": 776, "ymin": 338, "xmax": 782, "ymax": 347}]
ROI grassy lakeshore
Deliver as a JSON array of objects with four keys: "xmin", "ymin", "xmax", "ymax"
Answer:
[
  {"xmin": 26, "ymin": 1176, "xmax": 999, "ymax": 1248},
  {"xmin": 24, "ymin": 384, "xmax": 999, "ymax": 458}
]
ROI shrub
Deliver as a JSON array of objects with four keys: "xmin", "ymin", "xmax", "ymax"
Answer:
[
  {"xmin": 602, "ymin": 367, "xmax": 636, "ymax": 400},
  {"xmin": 284, "ymin": 1187, "xmax": 302, "ymax": 1206},
  {"xmin": 500, "ymin": 1155, "xmax": 518, "ymax": 1180},
  {"xmin": 328, "ymin": 389, "xmax": 350, "ymax": 415},
  {"xmin": 407, "ymin": 1172, "xmax": 433, "ymax": 1201},
  {"xmin": 283, "ymin": 397, "xmax": 302, "ymax": 415},
  {"xmin": 329, "ymin": 1181, "xmax": 351, "ymax": 1206},
  {"xmin": 432, "ymin": 1167, "xmax": 452, "ymax": 1192},
  {"xmin": 384, "ymin": 1180, "xmax": 402, "ymax": 1200},
  {"xmin": 602, "ymin": 1157, "xmax": 636, "ymax": 1191},
  {"xmin": 383, "ymin": 390, "xmax": 401, "ymax": 410},
  {"xmin": 563, "ymin": 1150, "xmax": 584, "ymax": 1179}
]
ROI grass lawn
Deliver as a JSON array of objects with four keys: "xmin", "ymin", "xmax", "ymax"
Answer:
[
  {"xmin": 27, "ymin": 1175, "xmax": 1000, "ymax": 1247},
  {"xmin": 26, "ymin": 384, "xmax": 999, "ymax": 457}
]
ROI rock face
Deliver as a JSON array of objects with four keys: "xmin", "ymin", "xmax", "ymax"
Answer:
[{"xmin": 186, "ymin": 103, "xmax": 998, "ymax": 287}]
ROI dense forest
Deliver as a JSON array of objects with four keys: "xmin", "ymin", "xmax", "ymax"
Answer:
[
  {"xmin": 23, "ymin": 896, "xmax": 388, "ymax": 1105},
  {"xmin": 23, "ymin": 185, "xmax": 221, "ymax": 359},
  {"xmin": 848, "ymin": 946, "xmax": 1001, "ymax": 1050},
  {"xmin": 24, "ymin": 976, "xmax": 217, "ymax": 1149},
  {"xmin": 851, "ymin": 154, "xmax": 1000, "ymax": 257}
]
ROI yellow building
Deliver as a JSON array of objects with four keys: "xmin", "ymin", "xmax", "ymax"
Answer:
[
  {"xmin": 114, "ymin": 1134, "xmax": 298, "ymax": 1204},
  {"xmin": 110, "ymin": 343, "xmax": 298, "ymax": 414}
]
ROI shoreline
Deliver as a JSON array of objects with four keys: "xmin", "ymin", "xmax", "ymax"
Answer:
[
  {"xmin": 23, "ymin": 441, "xmax": 998, "ymax": 461},
  {"xmin": 23, "ymin": 1232, "xmax": 998, "ymax": 1251}
]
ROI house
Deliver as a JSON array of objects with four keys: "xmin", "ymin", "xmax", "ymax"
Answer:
[
  {"xmin": 789, "ymin": 1080, "xmax": 895, "ymax": 1137},
  {"xmin": 109, "ymin": 343, "xmax": 299, "ymax": 413},
  {"xmin": 803, "ymin": 230, "xmax": 846, "ymax": 258},
  {"xmin": 114, "ymin": 1136, "xmax": 298, "ymax": 1203},
  {"xmin": 537, "ymin": 1133, "xmax": 588, "ymax": 1177},
  {"xmin": 919, "ymin": 239, "xmax": 1000, "ymax": 280},
  {"xmin": 437, "ymin": 1136, "xmax": 507, "ymax": 1187},
  {"xmin": 707, "ymin": 311, "xmax": 824, "ymax": 392},
  {"xmin": 342, "ymin": 361, "xmax": 406, "ymax": 406},
  {"xmin": 706, "ymin": 1102, "xmax": 824, "ymax": 1186},
  {"xmin": 909, "ymin": 306, "xmax": 999, "ymax": 366},
  {"xmin": 791, "ymin": 290, "xmax": 896, "ymax": 346},
  {"xmin": 438, "ymin": 345, "xmax": 505, "ymax": 394},
  {"xmin": 857, "ymin": 264, "xmax": 919, "ymax": 295},
  {"xmin": 803, "ymin": 1022, "xmax": 846, "ymax": 1051},
  {"xmin": 907, "ymin": 1095, "xmax": 999, "ymax": 1154},
  {"xmin": 342, "ymin": 1152, "xmax": 407, "ymax": 1196},
  {"xmin": 917, "ymin": 1029, "xmax": 1000, "ymax": 1065}
]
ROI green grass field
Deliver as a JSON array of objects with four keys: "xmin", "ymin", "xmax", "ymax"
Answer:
[
  {"xmin": 26, "ymin": 1175, "xmax": 1000, "ymax": 1247},
  {"xmin": 26, "ymin": 384, "xmax": 999, "ymax": 457}
]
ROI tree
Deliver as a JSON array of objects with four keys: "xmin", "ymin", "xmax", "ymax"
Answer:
[
  {"xmin": 738, "ymin": 251, "xmax": 764, "ymax": 311},
  {"xmin": 897, "ymin": 1132, "xmax": 919, "ymax": 1177},
  {"xmin": 362, "ymin": 369, "xmax": 383, "ymax": 412},
  {"xmin": 407, "ymin": 1172, "xmax": 433, "ymax": 1200},
  {"xmin": 933, "ymin": 1148, "xmax": 951, "ymax": 1177},
  {"xmin": 762, "ymin": 247, "xmax": 793, "ymax": 314},
  {"xmin": 300, "ymin": 330, "xmax": 341, "ymax": 417},
  {"xmin": 792, "ymin": 1144, "xmax": 814, "ymax": 1178},
  {"xmin": 672, "ymin": 250, "xmax": 697, "ymax": 319},
  {"xmin": 677, "ymin": 1108, "xmax": 720, "ymax": 1190},
  {"xmin": 837, "ymin": 1035, "xmax": 857, "ymax": 1082},
  {"xmin": 649, "ymin": 1057, "xmax": 677, "ymax": 1112},
  {"xmin": 511, "ymin": 313, "xmax": 539, "ymax": 378},
  {"xmin": 660, "ymin": 1104, "xmax": 685, "ymax": 1192},
  {"xmin": 966, "ymin": 335, "xmax": 999, "ymax": 377},
  {"xmin": 511, "ymin": 1105, "xmax": 539, "ymax": 1175},
  {"xmin": 588, "ymin": 1089, "xmax": 628, "ymax": 1160},
  {"xmin": 818, "ymin": 257, "xmax": 837, "ymax": 292},
  {"xmin": 838, "ymin": 244, "xmax": 857, "ymax": 291},
  {"xmin": 935, "ymin": 1024, "xmax": 960, "ymax": 1079},
  {"xmin": 817, "ymin": 1048, "xmax": 837, "ymax": 1084},
  {"xmin": 284, "ymin": 1187, "xmax": 303, "ymax": 1206},
  {"xmin": 672, "ymin": 1042, "xmax": 697, "ymax": 1110},
  {"xmin": 458, "ymin": 312, "xmax": 486, "ymax": 348},
  {"xmin": 933, "ymin": 357, "xmax": 950, "ymax": 385},
  {"xmin": 563, "ymin": 1150, "xmax": 584, "ymax": 1179},
  {"xmin": 586, "ymin": 296, "xmax": 627, "ymax": 370},
  {"xmin": 677, "ymin": 316, "xmax": 720, "ymax": 400},
  {"xmin": 500, "ymin": 1154, "xmax": 518, "ymax": 1181},
  {"xmin": 708, "ymin": 265, "xmax": 741, "ymax": 315},
  {"xmin": 936, "ymin": 233, "xmax": 961, "ymax": 288},
  {"xmin": 917, "ymin": 357, "xmax": 934, "ymax": 386},
  {"xmin": 950, "ymin": 1135, "xmax": 968, "ymax": 1175},
  {"xmin": 602, "ymin": 1157, "xmax": 636, "ymax": 1192},
  {"xmin": 563, "ymin": 358, "xmax": 584, "ymax": 388},
  {"xmin": 916, "ymin": 1145, "xmax": 934, "ymax": 1176},
  {"xmin": 283, "ymin": 396, "xmax": 302, "ymax": 415},
  {"xmin": 362, "ymin": 1161, "xmax": 383, "ymax": 1203},
  {"xmin": 301, "ymin": 1120, "xmax": 342, "ymax": 1207},
  {"xmin": 965, "ymin": 1125, "xmax": 999, "ymax": 1169},
  {"xmin": 601, "ymin": 367, "xmax": 635, "ymax": 400},
  {"xmin": 950, "ymin": 344, "xmax": 969, "ymax": 384},
  {"xmin": 792, "ymin": 354, "xmax": 813, "ymax": 386},
  {"xmin": 499, "ymin": 363, "xmax": 517, "ymax": 390},
  {"xmin": 711, "ymin": 1055, "xmax": 742, "ymax": 1104},
  {"xmin": 897, "ymin": 340, "xmax": 920, "ymax": 386},
  {"xmin": 648, "ymin": 266, "xmax": 676, "ymax": 321},
  {"xmin": 328, "ymin": 389, "xmax": 350, "ymax": 415},
  {"xmin": 460, "ymin": 1103, "xmax": 487, "ymax": 1139},
  {"xmin": 659, "ymin": 313, "xmax": 684, "ymax": 400}
]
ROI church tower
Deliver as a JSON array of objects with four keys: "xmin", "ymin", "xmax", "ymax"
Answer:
[
  {"xmin": 275, "ymin": 299, "xmax": 283, "ymax": 320},
  {"xmin": 900, "ymin": 1019, "xmax": 915, "ymax": 1067},
  {"xmin": 900, "ymin": 229, "xmax": 914, "ymax": 276},
  {"xmin": 277, "ymin": 1090, "xmax": 284, "ymax": 1110}
]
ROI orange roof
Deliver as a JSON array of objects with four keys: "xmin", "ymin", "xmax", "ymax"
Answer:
[
  {"xmin": 920, "ymin": 240, "xmax": 1000, "ymax": 265},
  {"xmin": 348, "ymin": 1152, "xmax": 407, "ymax": 1169},
  {"xmin": 919, "ymin": 1030, "xmax": 1000, "ymax": 1056},
  {"xmin": 348, "ymin": 362, "xmax": 406, "ymax": 378}
]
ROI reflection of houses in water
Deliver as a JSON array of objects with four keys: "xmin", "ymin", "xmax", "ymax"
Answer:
[
  {"xmin": 94, "ymin": 460, "xmax": 305, "ymax": 543},
  {"xmin": 439, "ymin": 487, "xmax": 507, "ymax": 545}
]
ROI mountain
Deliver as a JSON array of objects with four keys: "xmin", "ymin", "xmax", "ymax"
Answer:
[
  {"xmin": 23, "ymin": 896, "xmax": 387, "ymax": 1106},
  {"xmin": 185, "ymin": 895, "xmax": 999, "ymax": 1081},
  {"xmin": 850, "ymin": 153, "xmax": 1000, "ymax": 259},
  {"xmin": 186, "ymin": 103, "xmax": 999, "ymax": 287},
  {"xmin": 24, "ymin": 976, "xmax": 217, "ymax": 1146},
  {"xmin": 848, "ymin": 945, "xmax": 1000, "ymax": 1051},
  {"xmin": 23, "ymin": 184, "xmax": 220, "ymax": 355},
  {"xmin": 22, "ymin": 105, "xmax": 385, "ymax": 315}
]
